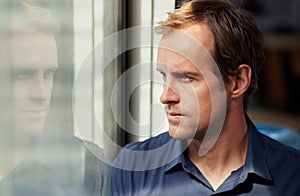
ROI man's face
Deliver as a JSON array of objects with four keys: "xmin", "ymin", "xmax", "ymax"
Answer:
[
  {"xmin": 11, "ymin": 29, "xmax": 58, "ymax": 135},
  {"xmin": 157, "ymin": 24, "xmax": 226, "ymax": 141}
]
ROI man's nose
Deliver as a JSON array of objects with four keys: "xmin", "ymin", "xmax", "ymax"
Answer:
[
  {"xmin": 29, "ymin": 77, "xmax": 50, "ymax": 102},
  {"xmin": 160, "ymin": 84, "xmax": 180, "ymax": 105}
]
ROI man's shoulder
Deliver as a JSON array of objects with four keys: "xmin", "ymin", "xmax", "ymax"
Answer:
[
  {"xmin": 112, "ymin": 132, "xmax": 182, "ymax": 171},
  {"xmin": 124, "ymin": 132, "xmax": 171, "ymax": 151},
  {"xmin": 257, "ymin": 131, "xmax": 300, "ymax": 191},
  {"xmin": 247, "ymin": 117, "xmax": 300, "ymax": 161},
  {"xmin": 261, "ymin": 131, "xmax": 300, "ymax": 159},
  {"xmin": 256, "ymin": 129, "xmax": 300, "ymax": 177}
]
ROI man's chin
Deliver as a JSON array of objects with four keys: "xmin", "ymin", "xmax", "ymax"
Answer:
[
  {"xmin": 25, "ymin": 124, "xmax": 44, "ymax": 135},
  {"xmin": 168, "ymin": 125, "xmax": 197, "ymax": 140},
  {"xmin": 14, "ymin": 120, "xmax": 45, "ymax": 136}
]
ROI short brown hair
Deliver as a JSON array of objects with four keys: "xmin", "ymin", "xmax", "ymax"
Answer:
[
  {"xmin": 11, "ymin": 1, "xmax": 60, "ymax": 34},
  {"xmin": 156, "ymin": 0, "xmax": 264, "ymax": 104}
]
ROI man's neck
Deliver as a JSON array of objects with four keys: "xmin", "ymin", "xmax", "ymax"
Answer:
[
  {"xmin": 187, "ymin": 113, "xmax": 248, "ymax": 191},
  {"xmin": 0, "ymin": 140, "xmax": 33, "ymax": 181}
]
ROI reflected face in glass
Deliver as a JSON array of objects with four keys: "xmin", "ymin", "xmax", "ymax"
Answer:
[{"xmin": 11, "ymin": 29, "xmax": 58, "ymax": 135}]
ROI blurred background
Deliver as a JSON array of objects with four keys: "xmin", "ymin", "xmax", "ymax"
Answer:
[{"xmin": 229, "ymin": 0, "xmax": 300, "ymax": 141}]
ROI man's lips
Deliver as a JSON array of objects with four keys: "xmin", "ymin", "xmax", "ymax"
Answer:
[
  {"xmin": 23, "ymin": 108, "xmax": 48, "ymax": 113},
  {"xmin": 22, "ymin": 108, "xmax": 48, "ymax": 119},
  {"xmin": 166, "ymin": 111, "xmax": 185, "ymax": 123},
  {"xmin": 167, "ymin": 112, "xmax": 183, "ymax": 116}
]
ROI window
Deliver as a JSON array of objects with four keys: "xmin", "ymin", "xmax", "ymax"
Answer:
[{"xmin": 0, "ymin": 0, "xmax": 175, "ymax": 194}]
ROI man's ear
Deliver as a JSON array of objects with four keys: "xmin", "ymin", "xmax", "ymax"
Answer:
[{"xmin": 229, "ymin": 64, "xmax": 251, "ymax": 98}]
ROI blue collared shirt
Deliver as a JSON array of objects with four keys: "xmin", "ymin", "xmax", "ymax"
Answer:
[{"xmin": 110, "ymin": 117, "xmax": 300, "ymax": 195}]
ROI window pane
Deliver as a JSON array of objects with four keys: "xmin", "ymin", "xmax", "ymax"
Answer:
[{"xmin": 0, "ymin": 0, "xmax": 108, "ymax": 195}]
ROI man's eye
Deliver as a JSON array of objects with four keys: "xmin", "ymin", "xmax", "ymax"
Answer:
[
  {"xmin": 44, "ymin": 69, "xmax": 56, "ymax": 79},
  {"xmin": 160, "ymin": 72, "xmax": 166, "ymax": 81},
  {"xmin": 177, "ymin": 73, "xmax": 192, "ymax": 82},
  {"xmin": 179, "ymin": 74, "xmax": 188, "ymax": 79},
  {"xmin": 11, "ymin": 71, "xmax": 34, "ymax": 80}
]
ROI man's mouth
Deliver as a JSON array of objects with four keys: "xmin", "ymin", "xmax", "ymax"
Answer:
[
  {"xmin": 166, "ymin": 111, "xmax": 185, "ymax": 123},
  {"xmin": 22, "ymin": 107, "xmax": 48, "ymax": 120},
  {"xmin": 23, "ymin": 108, "xmax": 48, "ymax": 113}
]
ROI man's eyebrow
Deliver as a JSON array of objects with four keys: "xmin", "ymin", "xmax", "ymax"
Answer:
[
  {"xmin": 11, "ymin": 68, "xmax": 37, "ymax": 73},
  {"xmin": 46, "ymin": 67, "xmax": 59, "ymax": 71},
  {"xmin": 171, "ymin": 70, "xmax": 202, "ymax": 77},
  {"xmin": 156, "ymin": 68, "xmax": 163, "ymax": 72}
]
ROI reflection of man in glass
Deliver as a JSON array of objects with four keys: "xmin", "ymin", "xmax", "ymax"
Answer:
[
  {"xmin": 0, "ymin": 1, "xmax": 61, "ymax": 195},
  {"xmin": 1, "ymin": 1, "xmax": 107, "ymax": 195},
  {"xmin": 10, "ymin": 2, "xmax": 59, "ymax": 141},
  {"xmin": 0, "ymin": 0, "xmax": 60, "ymax": 191},
  {"xmin": 0, "ymin": 0, "xmax": 60, "ymax": 175}
]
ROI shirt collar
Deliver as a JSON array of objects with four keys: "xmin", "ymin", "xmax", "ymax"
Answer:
[
  {"xmin": 245, "ymin": 115, "xmax": 272, "ymax": 181},
  {"xmin": 164, "ymin": 115, "xmax": 273, "ymax": 182},
  {"xmin": 164, "ymin": 140, "xmax": 187, "ymax": 172}
]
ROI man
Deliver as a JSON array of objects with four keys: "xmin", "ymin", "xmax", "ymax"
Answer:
[
  {"xmin": 110, "ymin": 0, "xmax": 300, "ymax": 195},
  {"xmin": 0, "ymin": 1, "xmax": 107, "ymax": 195},
  {"xmin": 0, "ymin": 0, "xmax": 60, "ymax": 182},
  {"xmin": 10, "ymin": 0, "xmax": 59, "ymax": 151}
]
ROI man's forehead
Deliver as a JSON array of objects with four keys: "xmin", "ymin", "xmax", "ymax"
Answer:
[
  {"xmin": 11, "ymin": 56, "xmax": 58, "ymax": 70},
  {"xmin": 158, "ymin": 23, "xmax": 214, "ymax": 54},
  {"xmin": 156, "ymin": 25, "xmax": 217, "ymax": 76},
  {"xmin": 10, "ymin": 30, "xmax": 58, "ymax": 70},
  {"xmin": 157, "ymin": 53, "xmax": 204, "ymax": 81},
  {"xmin": 157, "ymin": 47, "xmax": 213, "ymax": 74},
  {"xmin": 11, "ymin": 65, "xmax": 58, "ymax": 71}
]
